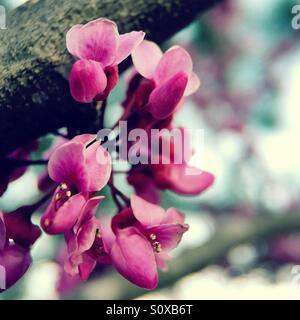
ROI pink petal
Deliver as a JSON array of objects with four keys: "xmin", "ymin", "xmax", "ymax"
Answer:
[
  {"xmin": 131, "ymin": 194, "xmax": 165, "ymax": 227},
  {"xmin": 0, "ymin": 245, "xmax": 32, "ymax": 292},
  {"xmin": 4, "ymin": 207, "xmax": 41, "ymax": 248},
  {"xmin": 70, "ymin": 59, "xmax": 107, "ymax": 103},
  {"xmin": 75, "ymin": 217, "xmax": 98, "ymax": 255},
  {"xmin": 164, "ymin": 208, "xmax": 185, "ymax": 224},
  {"xmin": 155, "ymin": 252, "xmax": 171, "ymax": 271},
  {"xmin": 99, "ymin": 217, "xmax": 116, "ymax": 253},
  {"xmin": 66, "ymin": 18, "xmax": 119, "ymax": 66},
  {"xmin": 0, "ymin": 211, "xmax": 5, "ymax": 250},
  {"xmin": 114, "ymin": 31, "xmax": 145, "ymax": 65},
  {"xmin": 148, "ymin": 223, "xmax": 189, "ymax": 252},
  {"xmin": 64, "ymin": 254, "xmax": 78, "ymax": 276},
  {"xmin": 73, "ymin": 134, "xmax": 112, "ymax": 191},
  {"xmin": 184, "ymin": 72, "xmax": 201, "ymax": 96},
  {"xmin": 66, "ymin": 25, "xmax": 83, "ymax": 59},
  {"xmin": 72, "ymin": 134, "xmax": 96, "ymax": 145},
  {"xmin": 48, "ymin": 141, "xmax": 88, "ymax": 191},
  {"xmin": 86, "ymin": 142, "xmax": 112, "ymax": 191},
  {"xmin": 41, "ymin": 193, "xmax": 86, "ymax": 235},
  {"xmin": 95, "ymin": 65, "xmax": 119, "ymax": 101},
  {"xmin": 78, "ymin": 252, "xmax": 97, "ymax": 280},
  {"xmin": 111, "ymin": 208, "xmax": 136, "ymax": 232},
  {"xmin": 37, "ymin": 171, "xmax": 54, "ymax": 192},
  {"xmin": 111, "ymin": 227, "xmax": 158, "ymax": 289},
  {"xmin": 154, "ymin": 46, "xmax": 193, "ymax": 85},
  {"xmin": 74, "ymin": 196, "xmax": 104, "ymax": 233},
  {"xmin": 146, "ymin": 71, "xmax": 188, "ymax": 120},
  {"xmin": 132, "ymin": 40, "xmax": 163, "ymax": 79},
  {"xmin": 169, "ymin": 166, "xmax": 215, "ymax": 195},
  {"xmin": 127, "ymin": 171, "xmax": 160, "ymax": 204}
]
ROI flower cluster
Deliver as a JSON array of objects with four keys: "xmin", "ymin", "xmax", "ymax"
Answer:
[{"xmin": 0, "ymin": 18, "xmax": 214, "ymax": 292}]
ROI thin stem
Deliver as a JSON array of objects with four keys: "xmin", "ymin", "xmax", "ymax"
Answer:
[
  {"xmin": 98, "ymin": 100, "xmax": 107, "ymax": 130},
  {"xmin": 113, "ymin": 170, "xmax": 129, "ymax": 174},
  {"xmin": 86, "ymin": 138, "xmax": 98, "ymax": 149},
  {"xmin": 108, "ymin": 175, "xmax": 130, "ymax": 210},
  {"xmin": 111, "ymin": 190, "xmax": 123, "ymax": 212},
  {"xmin": 0, "ymin": 158, "xmax": 48, "ymax": 167},
  {"xmin": 113, "ymin": 187, "xmax": 130, "ymax": 206}
]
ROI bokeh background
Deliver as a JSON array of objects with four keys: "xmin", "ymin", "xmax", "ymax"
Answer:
[{"xmin": 1, "ymin": 0, "xmax": 300, "ymax": 299}]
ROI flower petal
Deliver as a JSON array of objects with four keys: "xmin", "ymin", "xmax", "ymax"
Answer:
[
  {"xmin": 75, "ymin": 217, "xmax": 98, "ymax": 256},
  {"xmin": 168, "ymin": 166, "xmax": 215, "ymax": 195},
  {"xmin": 111, "ymin": 227, "xmax": 158, "ymax": 289},
  {"xmin": 131, "ymin": 194, "xmax": 165, "ymax": 227},
  {"xmin": 41, "ymin": 193, "xmax": 86, "ymax": 235},
  {"xmin": 155, "ymin": 252, "xmax": 171, "ymax": 271},
  {"xmin": 154, "ymin": 46, "xmax": 193, "ymax": 85},
  {"xmin": 87, "ymin": 142, "xmax": 112, "ymax": 191},
  {"xmin": 114, "ymin": 31, "xmax": 145, "ymax": 65},
  {"xmin": 95, "ymin": 65, "xmax": 119, "ymax": 101},
  {"xmin": 72, "ymin": 134, "xmax": 112, "ymax": 191},
  {"xmin": 127, "ymin": 170, "xmax": 160, "ymax": 204},
  {"xmin": 72, "ymin": 133, "xmax": 96, "ymax": 145},
  {"xmin": 78, "ymin": 252, "xmax": 97, "ymax": 280},
  {"xmin": 99, "ymin": 217, "xmax": 116, "ymax": 253},
  {"xmin": 184, "ymin": 72, "xmax": 201, "ymax": 96},
  {"xmin": 164, "ymin": 208, "xmax": 185, "ymax": 224},
  {"xmin": 146, "ymin": 71, "xmax": 188, "ymax": 120},
  {"xmin": 70, "ymin": 59, "xmax": 107, "ymax": 103},
  {"xmin": 148, "ymin": 223, "xmax": 189, "ymax": 252},
  {"xmin": 4, "ymin": 207, "xmax": 41, "ymax": 248},
  {"xmin": 48, "ymin": 141, "xmax": 87, "ymax": 191},
  {"xmin": 67, "ymin": 18, "xmax": 119, "ymax": 66},
  {"xmin": 0, "ymin": 245, "xmax": 32, "ymax": 292},
  {"xmin": 132, "ymin": 40, "xmax": 163, "ymax": 79},
  {"xmin": 74, "ymin": 196, "xmax": 104, "ymax": 233}
]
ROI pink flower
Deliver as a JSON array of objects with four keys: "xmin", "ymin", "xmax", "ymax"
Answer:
[
  {"xmin": 4, "ymin": 205, "xmax": 42, "ymax": 248},
  {"xmin": 0, "ymin": 210, "xmax": 39, "ymax": 292},
  {"xmin": 128, "ymin": 128, "xmax": 214, "ymax": 203},
  {"xmin": 131, "ymin": 40, "xmax": 201, "ymax": 119},
  {"xmin": 41, "ymin": 134, "xmax": 112, "ymax": 234},
  {"xmin": 67, "ymin": 18, "xmax": 145, "ymax": 103},
  {"xmin": 64, "ymin": 196, "xmax": 111, "ymax": 280},
  {"xmin": 106, "ymin": 195, "xmax": 189, "ymax": 289}
]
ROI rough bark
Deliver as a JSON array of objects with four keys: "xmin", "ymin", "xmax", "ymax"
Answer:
[{"xmin": 0, "ymin": 0, "xmax": 222, "ymax": 155}]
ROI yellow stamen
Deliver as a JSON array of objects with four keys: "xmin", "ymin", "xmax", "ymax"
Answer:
[
  {"xmin": 153, "ymin": 241, "xmax": 161, "ymax": 253},
  {"xmin": 150, "ymin": 233, "xmax": 156, "ymax": 241},
  {"xmin": 60, "ymin": 183, "xmax": 68, "ymax": 191}
]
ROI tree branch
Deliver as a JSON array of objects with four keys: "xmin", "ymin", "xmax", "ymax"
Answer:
[
  {"xmin": 0, "ymin": 0, "xmax": 222, "ymax": 155},
  {"xmin": 78, "ymin": 213, "xmax": 300, "ymax": 300}
]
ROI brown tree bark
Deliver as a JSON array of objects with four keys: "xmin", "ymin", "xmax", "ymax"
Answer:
[{"xmin": 0, "ymin": 0, "xmax": 222, "ymax": 155}]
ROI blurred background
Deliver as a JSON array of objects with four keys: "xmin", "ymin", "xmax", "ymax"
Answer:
[{"xmin": 1, "ymin": 0, "xmax": 300, "ymax": 299}]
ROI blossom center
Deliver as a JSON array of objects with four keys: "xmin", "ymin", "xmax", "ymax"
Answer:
[
  {"xmin": 149, "ymin": 233, "xmax": 161, "ymax": 253},
  {"xmin": 54, "ymin": 183, "xmax": 72, "ymax": 211}
]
